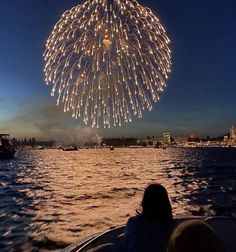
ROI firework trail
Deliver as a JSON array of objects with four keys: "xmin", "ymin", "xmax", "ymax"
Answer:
[{"xmin": 44, "ymin": 0, "xmax": 171, "ymax": 128}]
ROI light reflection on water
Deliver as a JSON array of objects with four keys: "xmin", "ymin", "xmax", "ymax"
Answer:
[{"xmin": 0, "ymin": 148, "xmax": 235, "ymax": 251}]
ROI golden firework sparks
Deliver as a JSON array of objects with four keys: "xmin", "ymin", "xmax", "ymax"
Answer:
[{"xmin": 44, "ymin": 0, "xmax": 171, "ymax": 128}]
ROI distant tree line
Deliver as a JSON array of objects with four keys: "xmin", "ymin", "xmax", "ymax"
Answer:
[
  {"xmin": 11, "ymin": 137, "xmax": 55, "ymax": 147},
  {"xmin": 10, "ymin": 132, "xmax": 229, "ymax": 149}
]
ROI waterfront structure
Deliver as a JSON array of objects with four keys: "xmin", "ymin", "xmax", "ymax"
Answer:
[
  {"xmin": 138, "ymin": 137, "xmax": 158, "ymax": 147},
  {"xmin": 175, "ymin": 137, "xmax": 187, "ymax": 147},
  {"xmin": 162, "ymin": 132, "xmax": 171, "ymax": 145},
  {"xmin": 230, "ymin": 126, "xmax": 236, "ymax": 139}
]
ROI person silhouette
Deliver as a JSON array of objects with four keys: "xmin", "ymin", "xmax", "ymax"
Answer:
[
  {"xmin": 125, "ymin": 183, "xmax": 175, "ymax": 252},
  {"xmin": 167, "ymin": 219, "xmax": 222, "ymax": 252}
]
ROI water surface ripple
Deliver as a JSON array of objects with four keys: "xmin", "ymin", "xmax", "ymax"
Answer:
[{"xmin": 0, "ymin": 148, "xmax": 236, "ymax": 251}]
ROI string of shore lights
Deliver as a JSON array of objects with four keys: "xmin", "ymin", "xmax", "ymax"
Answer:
[{"xmin": 44, "ymin": 0, "xmax": 171, "ymax": 128}]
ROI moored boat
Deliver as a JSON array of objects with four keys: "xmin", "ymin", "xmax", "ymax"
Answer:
[
  {"xmin": 62, "ymin": 146, "xmax": 78, "ymax": 151},
  {"xmin": 0, "ymin": 134, "xmax": 16, "ymax": 159},
  {"xmin": 62, "ymin": 216, "xmax": 236, "ymax": 252}
]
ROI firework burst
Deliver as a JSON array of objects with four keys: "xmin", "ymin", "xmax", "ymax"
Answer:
[{"xmin": 44, "ymin": 0, "xmax": 171, "ymax": 128}]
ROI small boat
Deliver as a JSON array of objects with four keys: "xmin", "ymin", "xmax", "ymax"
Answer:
[
  {"xmin": 129, "ymin": 146, "xmax": 143, "ymax": 148},
  {"xmin": 110, "ymin": 146, "xmax": 114, "ymax": 151},
  {"xmin": 38, "ymin": 146, "xmax": 46, "ymax": 150},
  {"xmin": 62, "ymin": 146, "xmax": 78, "ymax": 151},
  {"xmin": 0, "ymin": 134, "xmax": 16, "ymax": 159},
  {"xmin": 62, "ymin": 216, "xmax": 236, "ymax": 252}
]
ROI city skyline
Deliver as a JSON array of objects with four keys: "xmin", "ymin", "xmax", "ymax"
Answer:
[
  {"xmin": 0, "ymin": 0, "xmax": 235, "ymax": 138},
  {"xmin": 6, "ymin": 124, "xmax": 236, "ymax": 149},
  {"xmin": 4, "ymin": 124, "xmax": 235, "ymax": 142}
]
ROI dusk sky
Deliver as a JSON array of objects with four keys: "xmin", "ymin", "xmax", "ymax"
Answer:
[{"xmin": 0, "ymin": 0, "xmax": 235, "ymax": 140}]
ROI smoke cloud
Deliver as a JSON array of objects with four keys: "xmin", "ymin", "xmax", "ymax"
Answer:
[{"xmin": 0, "ymin": 97, "xmax": 101, "ymax": 145}]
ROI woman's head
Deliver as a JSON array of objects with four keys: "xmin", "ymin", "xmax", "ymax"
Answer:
[
  {"xmin": 140, "ymin": 183, "xmax": 172, "ymax": 221},
  {"xmin": 168, "ymin": 220, "xmax": 222, "ymax": 252}
]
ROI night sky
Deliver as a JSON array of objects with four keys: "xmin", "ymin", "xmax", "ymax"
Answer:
[{"xmin": 0, "ymin": 0, "xmax": 235, "ymax": 139}]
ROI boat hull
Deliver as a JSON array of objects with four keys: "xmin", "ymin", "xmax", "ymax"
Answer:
[
  {"xmin": 62, "ymin": 216, "xmax": 236, "ymax": 252},
  {"xmin": 0, "ymin": 149, "xmax": 16, "ymax": 159},
  {"xmin": 0, "ymin": 134, "xmax": 16, "ymax": 160}
]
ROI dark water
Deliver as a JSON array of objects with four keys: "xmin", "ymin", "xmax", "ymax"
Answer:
[{"xmin": 0, "ymin": 148, "xmax": 236, "ymax": 251}]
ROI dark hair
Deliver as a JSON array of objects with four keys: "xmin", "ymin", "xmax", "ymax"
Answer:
[
  {"xmin": 138, "ymin": 184, "xmax": 173, "ymax": 222},
  {"xmin": 168, "ymin": 220, "xmax": 222, "ymax": 252}
]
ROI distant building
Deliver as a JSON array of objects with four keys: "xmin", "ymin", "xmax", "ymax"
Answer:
[
  {"xmin": 138, "ymin": 137, "xmax": 156, "ymax": 146},
  {"xmin": 162, "ymin": 132, "xmax": 171, "ymax": 145},
  {"xmin": 230, "ymin": 126, "xmax": 236, "ymax": 139},
  {"xmin": 175, "ymin": 137, "xmax": 187, "ymax": 146},
  {"xmin": 224, "ymin": 135, "xmax": 229, "ymax": 141}
]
